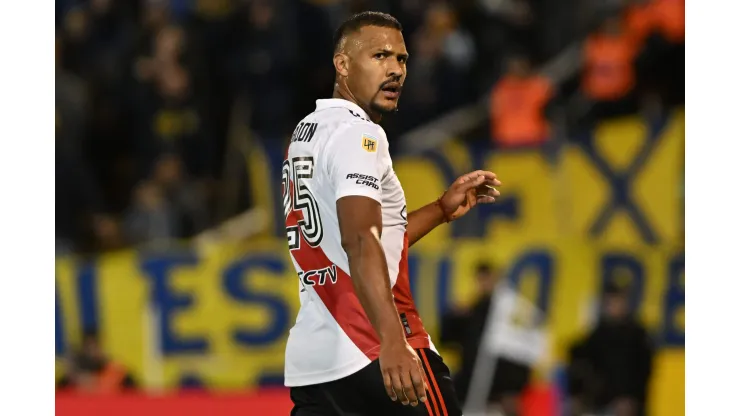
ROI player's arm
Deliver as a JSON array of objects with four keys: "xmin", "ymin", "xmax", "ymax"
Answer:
[
  {"xmin": 406, "ymin": 201, "xmax": 446, "ymax": 247},
  {"xmin": 337, "ymin": 196, "xmax": 405, "ymax": 343},
  {"xmin": 338, "ymin": 198, "xmax": 427, "ymax": 406},
  {"xmin": 328, "ymin": 125, "xmax": 426, "ymax": 407},
  {"xmin": 407, "ymin": 170, "xmax": 502, "ymax": 247}
]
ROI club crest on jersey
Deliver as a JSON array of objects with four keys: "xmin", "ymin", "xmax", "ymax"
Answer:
[{"xmin": 362, "ymin": 135, "xmax": 377, "ymax": 153}]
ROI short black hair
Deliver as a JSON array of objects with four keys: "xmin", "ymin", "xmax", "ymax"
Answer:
[{"xmin": 333, "ymin": 11, "xmax": 403, "ymax": 53}]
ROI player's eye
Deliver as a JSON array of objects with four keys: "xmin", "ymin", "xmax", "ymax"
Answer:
[
  {"xmin": 374, "ymin": 53, "xmax": 385, "ymax": 60},
  {"xmin": 398, "ymin": 56, "xmax": 408, "ymax": 64}
]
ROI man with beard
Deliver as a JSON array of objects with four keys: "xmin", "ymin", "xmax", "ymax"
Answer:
[{"xmin": 282, "ymin": 11, "xmax": 502, "ymax": 416}]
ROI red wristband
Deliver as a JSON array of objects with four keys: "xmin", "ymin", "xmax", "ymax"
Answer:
[{"xmin": 436, "ymin": 197, "xmax": 453, "ymax": 223}]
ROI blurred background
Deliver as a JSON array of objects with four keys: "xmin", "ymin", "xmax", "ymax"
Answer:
[{"xmin": 55, "ymin": 0, "xmax": 684, "ymax": 415}]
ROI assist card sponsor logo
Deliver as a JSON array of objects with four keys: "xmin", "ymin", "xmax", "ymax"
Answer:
[{"xmin": 346, "ymin": 173, "xmax": 379, "ymax": 190}]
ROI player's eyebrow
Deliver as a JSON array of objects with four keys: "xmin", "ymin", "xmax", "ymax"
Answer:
[{"xmin": 375, "ymin": 48, "xmax": 409, "ymax": 60}]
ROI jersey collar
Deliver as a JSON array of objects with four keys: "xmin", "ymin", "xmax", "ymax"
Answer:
[{"xmin": 315, "ymin": 99, "xmax": 371, "ymax": 121}]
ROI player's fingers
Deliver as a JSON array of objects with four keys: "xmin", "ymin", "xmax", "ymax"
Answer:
[
  {"xmin": 382, "ymin": 369, "xmax": 396, "ymax": 401},
  {"xmin": 410, "ymin": 364, "xmax": 427, "ymax": 404},
  {"xmin": 477, "ymin": 185, "xmax": 500, "ymax": 198},
  {"xmin": 480, "ymin": 171, "xmax": 498, "ymax": 180},
  {"xmin": 477, "ymin": 195, "xmax": 496, "ymax": 203},
  {"xmin": 391, "ymin": 371, "xmax": 407, "ymax": 405},
  {"xmin": 456, "ymin": 170, "xmax": 494, "ymax": 186},
  {"xmin": 468, "ymin": 171, "xmax": 497, "ymax": 182},
  {"xmin": 485, "ymin": 178, "xmax": 502, "ymax": 187},
  {"xmin": 456, "ymin": 175, "xmax": 486, "ymax": 192},
  {"xmin": 400, "ymin": 370, "xmax": 419, "ymax": 406},
  {"xmin": 456, "ymin": 170, "xmax": 483, "ymax": 185}
]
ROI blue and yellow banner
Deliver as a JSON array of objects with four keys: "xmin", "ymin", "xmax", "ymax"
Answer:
[{"xmin": 55, "ymin": 240, "xmax": 683, "ymax": 380}]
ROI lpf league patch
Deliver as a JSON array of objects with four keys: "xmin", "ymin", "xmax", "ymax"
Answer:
[{"xmin": 361, "ymin": 134, "xmax": 377, "ymax": 153}]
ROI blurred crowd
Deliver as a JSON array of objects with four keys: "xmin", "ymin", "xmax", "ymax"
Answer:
[
  {"xmin": 489, "ymin": 0, "xmax": 684, "ymax": 148},
  {"xmin": 440, "ymin": 264, "xmax": 654, "ymax": 416},
  {"xmin": 55, "ymin": 0, "xmax": 684, "ymax": 254}
]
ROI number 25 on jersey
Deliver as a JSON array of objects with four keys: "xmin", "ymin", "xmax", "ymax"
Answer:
[{"xmin": 282, "ymin": 156, "xmax": 324, "ymax": 250}]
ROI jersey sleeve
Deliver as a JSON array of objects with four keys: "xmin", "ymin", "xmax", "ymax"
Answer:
[{"xmin": 325, "ymin": 123, "xmax": 387, "ymax": 203}]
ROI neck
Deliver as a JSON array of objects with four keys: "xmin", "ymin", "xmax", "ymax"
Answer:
[{"xmin": 332, "ymin": 85, "xmax": 382, "ymax": 123}]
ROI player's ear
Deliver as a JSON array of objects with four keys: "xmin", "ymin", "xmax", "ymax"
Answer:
[{"xmin": 334, "ymin": 53, "xmax": 350, "ymax": 78}]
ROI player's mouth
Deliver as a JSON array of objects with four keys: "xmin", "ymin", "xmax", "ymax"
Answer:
[{"xmin": 380, "ymin": 82, "xmax": 402, "ymax": 99}]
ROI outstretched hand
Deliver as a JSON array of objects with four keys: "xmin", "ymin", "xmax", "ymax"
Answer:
[{"xmin": 438, "ymin": 170, "xmax": 501, "ymax": 222}]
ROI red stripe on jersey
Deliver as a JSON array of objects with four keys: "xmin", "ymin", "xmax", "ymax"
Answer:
[
  {"xmin": 391, "ymin": 233, "xmax": 430, "ymax": 350},
  {"xmin": 287, "ymin": 208, "xmax": 382, "ymax": 360},
  {"xmin": 286, "ymin": 190, "xmax": 429, "ymax": 358}
]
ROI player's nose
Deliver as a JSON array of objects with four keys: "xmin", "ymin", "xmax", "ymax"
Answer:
[{"xmin": 386, "ymin": 61, "xmax": 404, "ymax": 78}]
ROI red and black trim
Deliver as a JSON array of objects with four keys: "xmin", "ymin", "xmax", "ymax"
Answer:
[{"xmin": 418, "ymin": 348, "xmax": 449, "ymax": 416}]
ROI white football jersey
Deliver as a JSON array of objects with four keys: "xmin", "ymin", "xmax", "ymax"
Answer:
[{"xmin": 282, "ymin": 99, "xmax": 434, "ymax": 387}]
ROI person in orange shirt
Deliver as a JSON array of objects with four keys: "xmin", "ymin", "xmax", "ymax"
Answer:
[
  {"xmin": 621, "ymin": 0, "xmax": 685, "ymax": 46},
  {"xmin": 651, "ymin": 0, "xmax": 684, "ymax": 44},
  {"xmin": 56, "ymin": 329, "xmax": 137, "ymax": 394},
  {"xmin": 623, "ymin": 0, "xmax": 684, "ymax": 105},
  {"xmin": 623, "ymin": 0, "xmax": 657, "ymax": 46},
  {"xmin": 579, "ymin": 17, "xmax": 640, "ymax": 125},
  {"xmin": 490, "ymin": 55, "xmax": 553, "ymax": 148},
  {"xmin": 583, "ymin": 17, "xmax": 639, "ymax": 103}
]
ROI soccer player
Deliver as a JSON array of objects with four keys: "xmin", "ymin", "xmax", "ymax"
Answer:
[{"xmin": 283, "ymin": 11, "xmax": 501, "ymax": 416}]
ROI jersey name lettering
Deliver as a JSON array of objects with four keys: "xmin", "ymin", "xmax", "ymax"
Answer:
[{"xmin": 291, "ymin": 122, "xmax": 319, "ymax": 143}]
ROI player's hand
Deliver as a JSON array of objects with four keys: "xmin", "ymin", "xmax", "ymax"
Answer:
[
  {"xmin": 439, "ymin": 170, "xmax": 501, "ymax": 221},
  {"xmin": 379, "ymin": 341, "xmax": 427, "ymax": 406}
]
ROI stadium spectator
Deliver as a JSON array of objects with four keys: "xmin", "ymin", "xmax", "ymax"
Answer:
[
  {"xmin": 619, "ymin": 0, "xmax": 684, "ymax": 107},
  {"xmin": 489, "ymin": 55, "xmax": 553, "ymax": 148},
  {"xmin": 57, "ymin": 329, "xmax": 137, "ymax": 394},
  {"xmin": 394, "ymin": 8, "xmax": 445, "ymax": 132},
  {"xmin": 651, "ymin": 0, "xmax": 684, "ymax": 44},
  {"xmin": 650, "ymin": 0, "xmax": 685, "ymax": 105},
  {"xmin": 228, "ymin": 0, "xmax": 298, "ymax": 139},
  {"xmin": 123, "ymin": 180, "xmax": 178, "ymax": 245},
  {"xmin": 151, "ymin": 153, "xmax": 209, "ymax": 237},
  {"xmin": 582, "ymin": 16, "xmax": 637, "ymax": 103},
  {"xmin": 123, "ymin": 152, "xmax": 209, "ymax": 245},
  {"xmin": 623, "ymin": 0, "xmax": 656, "ymax": 46},
  {"xmin": 57, "ymin": 34, "xmax": 122, "ymax": 253},
  {"xmin": 566, "ymin": 285, "xmax": 654, "ymax": 416},
  {"xmin": 430, "ymin": 3, "xmax": 477, "ymax": 76},
  {"xmin": 440, "ymin": 263, "xmax": 532, "ymax": 415},
  {"xmin": 578, "ymin": 16, "xmax": 640, "ymax": 126},
  {"xmin": 134, "ymin": 61, "xmax": 214, "ymax": 182},
  {"xmin": 621, "ymin": 0, "xmax": 685, "ymax": 45},
  {"xmin": 396, "ymin": 3, "xmax": 473, "ymax": 133},
  {"xmin": 471, "ymin": 0, "xmax": 535, "ymax": 90}
]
